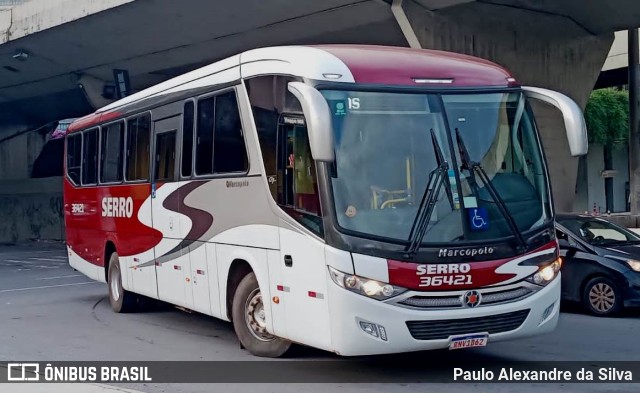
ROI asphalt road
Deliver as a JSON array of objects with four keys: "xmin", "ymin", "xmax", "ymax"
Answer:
[{"xmin": 0, "ymin": 243, "xmax": 638, "ymax": 393}]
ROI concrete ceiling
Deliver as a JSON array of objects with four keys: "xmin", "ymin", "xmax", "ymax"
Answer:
[
  {"xmin": 2, "ymin": 0, "xmax": 640, "ymax": 126},
  {"xmin": 413, "ymin": 0, "xmax": 640, "ymax": 34},
  {"xmin": 0, "ymin": 0, "xmax": 401, "ymax": 102},
  {"xmin": 0, "ymin": 0, "xmax": 407, "ymax": 125}
]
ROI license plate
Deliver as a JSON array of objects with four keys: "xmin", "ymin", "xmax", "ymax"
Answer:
[{"xmin": 449, "ymin": 333, "xmax": 488, "ymax": 350}]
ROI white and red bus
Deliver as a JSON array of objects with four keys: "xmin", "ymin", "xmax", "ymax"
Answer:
[{"xmin": 64, "ymin": 45, "xmax": 587, "ymax": 357}]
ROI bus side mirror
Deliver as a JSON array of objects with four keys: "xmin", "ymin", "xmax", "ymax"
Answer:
[
  {"xmin": 523, "ymin": 86, "xmax": 588, "ymax": 157},
  {"xmin": 287, "ymin": 82, "xmax": 335, "ymax": 162}
]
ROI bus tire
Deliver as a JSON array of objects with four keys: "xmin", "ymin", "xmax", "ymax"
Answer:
[
  {"xmin": 108, "ymin": 252, "xmax": 137, "ymax": 313},
  {"xmin": 231, "ymin": 272, "xmax": 290, "ymax": 357}
]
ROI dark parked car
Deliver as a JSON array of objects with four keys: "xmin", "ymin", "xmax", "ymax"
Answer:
[{"xmin": 555, "ymin": 214, "xmax": 640, "ymax": 316}]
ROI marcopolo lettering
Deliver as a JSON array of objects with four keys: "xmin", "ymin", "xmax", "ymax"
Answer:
[
  {"xmin": 102, "ymin": 197, "xmax": 134, "ymax": 218},
  {"xmin": 438, "ymin": 246, "xmax": 495, "ymax": 258},
  {"xmin": 226, "ymin": 180, "xmax": 249, "ymax": 188}
]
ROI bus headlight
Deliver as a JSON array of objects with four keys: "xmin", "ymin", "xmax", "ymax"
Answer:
[
  {"xmin": 328, "ymin": 266, "xmax": 407, "ymax": 300},
  {"xmin": 526, "ymin": 258, "xmax": 562, "ymax": 286}
]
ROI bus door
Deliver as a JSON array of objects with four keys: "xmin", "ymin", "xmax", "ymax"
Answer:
[
  {"xmin": 151, "ymin": 115, "xmax": 189, "ymax": 307},
  {"xmin": 276, "ymin": 116, "xmax": 331, "ymax": 349}
]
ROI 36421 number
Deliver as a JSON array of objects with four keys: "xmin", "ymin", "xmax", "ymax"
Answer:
[{"xmin": 419, "ymin": 275, "xmax": 472, "ymax": 287}]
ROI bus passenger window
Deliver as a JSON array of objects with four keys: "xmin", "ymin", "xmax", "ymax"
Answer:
[
  {"xmin": 101, "ymin": 122, "xmax": 124, "ymax": 183},
  {"xmin": 182, "ymin": 101, "xmax": 195, "ymax": 177},
  {"xmin": 82, "ymin": 128, "xmax": 99, "ymax": 185},
  {"xmin": 196, "ymin": 90, "xmax": 248, "ymax": 176},
  {"xmin": 214, "ymin": 91, "xmax": 248, "ymax": 173},
  {"xmin": 126, "ymin": 114, "xmax": 151, "ymax": 181},
  {"xmin": 66, "ymin": 133, "xmax": 82, "ymax": 185},
  {"xmin": 155, "ymin": 131, "xmax": 176, "ymax": 182},
  {"xmin": 196, "ymin": 97, "xmax": 215, "ymax": 175}
]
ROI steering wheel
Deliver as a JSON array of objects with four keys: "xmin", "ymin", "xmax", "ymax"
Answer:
[{"xmin": 593, "ymin": 235, "xmax": 605, "ymax": 243}]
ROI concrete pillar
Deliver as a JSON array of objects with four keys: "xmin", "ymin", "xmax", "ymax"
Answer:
[
  {"xmin": 0, "ymin": 124, "xmax": 64, "ymax": 243},
  {"xmin": 0, "ymin": 124, "xmax": 46, "ymax": 180},
  {"xmin": 0, "ymin": 177, "xmax": 65, "ymax": 244},
  {"xmin": 402, "ymin": 0, "xmax": 614, "ymax": 212}
]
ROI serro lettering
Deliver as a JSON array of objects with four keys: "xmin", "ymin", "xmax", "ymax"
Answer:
[
  {"xmin": 416, "ymin": 263, "xmax": 471, "ymax": 275},
  {"xmin": 102, "ymin": 197, "xmax": 134, "ymax": 218}
]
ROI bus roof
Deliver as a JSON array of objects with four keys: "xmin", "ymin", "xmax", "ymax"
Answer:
[{"xmin": 68, "ymin": 45, "xmax": 515, "ymax": 133}]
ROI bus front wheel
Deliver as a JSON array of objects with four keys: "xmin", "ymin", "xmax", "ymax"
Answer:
[
  {"xmin": 231, "ymin": 272, "xmax": 291, "ymax": 357},
  {"xmin": 108, "ymin": 252, "xmax": 137, "ymax": 313}
]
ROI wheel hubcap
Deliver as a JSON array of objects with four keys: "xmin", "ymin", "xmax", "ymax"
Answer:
[
  {"xmin": 589, "ymin": 282, "xmax": 615, "ymax": 313},
  {"xmin": 110, "ymin": 268, "xmax": 121, "ymax": 302},
  {"xmin": 245, "ymin": 288, "xmax": 274, "ymax": 342}
]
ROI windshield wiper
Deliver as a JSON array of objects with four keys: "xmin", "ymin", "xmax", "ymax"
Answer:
[
  {"xmin": 455, "ymin": 128, "xmax": 527, "ymax": 253},
  {"xmin": 404, "ymin": 130, "xmax": 450, "ymax": 259}
]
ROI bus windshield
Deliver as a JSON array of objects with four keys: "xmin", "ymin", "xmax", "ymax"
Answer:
[{"xmin": 321, "ymin": 89, "xmax": 551, "ymax": 245}]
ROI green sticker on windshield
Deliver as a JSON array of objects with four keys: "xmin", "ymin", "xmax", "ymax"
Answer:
[{"xmin": 333, "ymin": 100, "xmax": 347, "ymax": 116}]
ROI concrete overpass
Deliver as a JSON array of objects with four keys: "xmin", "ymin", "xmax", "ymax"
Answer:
[
  {"xmin": 596, "ymin": 30, "xmax": 639, "ymax": 89},
  {"xmin": 2, "ymin": 0, "xmax": 640, "ymax": 242}
]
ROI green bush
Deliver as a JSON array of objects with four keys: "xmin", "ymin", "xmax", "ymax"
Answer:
[{"xmin": 584, "ymin": 88, "xmax": 629, "ymax": 148}]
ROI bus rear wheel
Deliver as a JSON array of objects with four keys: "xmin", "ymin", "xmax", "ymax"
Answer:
[
  {"xmin": 231, "ymin": 272, "xmax": 291, "ymax": 357},
  {"xmin": 108, "ymin": 252, "xmax": 137, "ymax": 313}
]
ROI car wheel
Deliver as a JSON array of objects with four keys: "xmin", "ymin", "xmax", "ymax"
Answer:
[
  {"xmin": 582, "ymin": 276, "xmax": 622, "ymax": 316},
  {"xmin": 108, "ymin": 252, "xmax": 138, "ymax": 313},
  {"xmin": 231, "ymin": 272, "xmax": 291, "ymax": 357}
]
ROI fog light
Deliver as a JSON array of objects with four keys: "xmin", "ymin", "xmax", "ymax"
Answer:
[
  {"xmin": 359, "ymin": 321, "xmax": 379, "ymax": 338},
  {"xmin": 358, "ymin": 320, "xmax": 388, "ymax": 341}
]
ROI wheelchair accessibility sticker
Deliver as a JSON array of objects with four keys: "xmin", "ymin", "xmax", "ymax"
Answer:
[{"xmin": 468, "ymin": 207, "xmax": 489, "ymax": 231}]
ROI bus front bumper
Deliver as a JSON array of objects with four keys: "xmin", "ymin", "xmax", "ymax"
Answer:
[{"xmin": 326, "ymin": 275, "xmax": 560, "ymax": 356}]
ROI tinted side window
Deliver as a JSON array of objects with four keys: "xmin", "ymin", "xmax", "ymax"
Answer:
[
  {"xmin": 214, "ymin": 91, "xmax": 247, "ymax": 173},
  {"xmin": 196, "ymin": 97, "xmax": 215, "ymax": 175},
  {"xmin": 126, "ymin": 114, "xmax": 151, "ymax": 181},
  {"xmin": 182, "ymin": 101, "xmax": 195, "ymax": 177},
  {"xmin": 100, "ymin": 122, "xmax": 124, "ymax": 183},
  {"xmin": 155, "ymin": 131, "xmax": 176, "ymax": 182},
  {"xmin": 66, "ymin": 133, "xmax": 82, "ymax": 185},
  {"xmin": 82, "ymin": 128, "xmax": 99, "ymax": 185},
  {"xmin": 246, "ymin": 76, "xmax": 302, "ymax": 199}
]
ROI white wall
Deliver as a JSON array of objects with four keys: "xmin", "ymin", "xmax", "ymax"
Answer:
[{"xmin": 603, "ymin": 30, "xmax": 632, "ymax": 71}]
